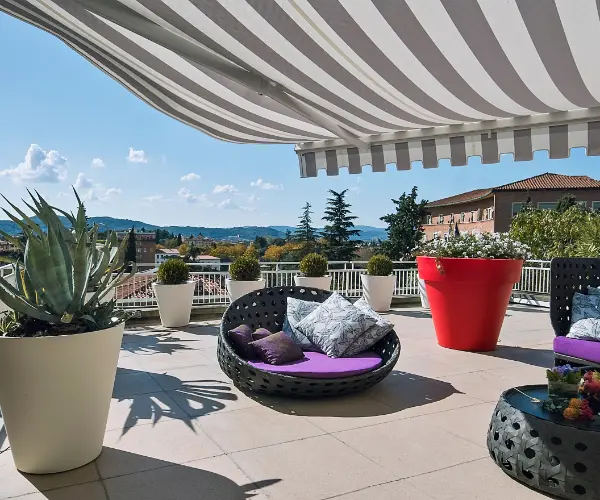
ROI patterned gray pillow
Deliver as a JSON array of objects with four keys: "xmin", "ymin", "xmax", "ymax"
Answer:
[
  {"xmin": 568, "ymin": 318, "xmax": 600, "ymax": 341},
  {"xmin": 343, "ymin": 297, "xmax": 395, "ymax": 356},
  {"xmin": 282, "ymin": 297, "xmax": 321, "ymax": 352},
  {"xmin": 296, "ymin": 293, "xmax": 377, "ymax": 358},
  {"xmin": 587, "ymin": 286, "xmax": 600, "ymax": 296},
  {"xmin": 571, "ymin": 292, "xmax": 600, "ymax": 323}
]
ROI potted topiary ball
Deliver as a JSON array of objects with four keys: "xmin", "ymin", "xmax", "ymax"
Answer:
[
  {"xmin": 361, "ymin": 255, "xmax": 395, "ymax": 312},
  {"xmin": 0, "ymin": 190, "xmax": 135, "ymax": 474},
  {"xmin": 294, "ymin": 253, "xmax": 331, "ymax": 290},
  {"xmin": 152, "ymin": 259, "xmax": 195, "ymax": 328},
  {"xmin": 226, "ymin": 255, "xmax": 264, "ymax": 301}
]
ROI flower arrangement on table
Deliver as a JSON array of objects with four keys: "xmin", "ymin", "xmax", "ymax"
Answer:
[
  {"xmin": 541, "ymin": 366, "xmax": 600, "ymax": 422},
  {"xmin": 546, "ymin": 365, "xmax": 582, "ymax": 399},
  {"xmin": 579, "ymin": 370, "xmax": 600, "ymax": 412}
]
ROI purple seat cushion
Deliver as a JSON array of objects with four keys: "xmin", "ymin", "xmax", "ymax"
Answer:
[
  {"xmin": 554, "ymin": 336, "xmax": 600, "ymax": 364},
  {"xmin": 249, "ymin": 350, "xmax": 382, "ymax": 379}
]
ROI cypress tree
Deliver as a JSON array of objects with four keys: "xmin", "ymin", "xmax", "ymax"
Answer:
[{"xmin": 321, "ymin": 189, "xmax": 360, "ymax": 261}]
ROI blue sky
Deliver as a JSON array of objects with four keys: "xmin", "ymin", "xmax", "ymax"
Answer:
[{"xmin": 2, "ymin": 13, "xmax": 600, "ymax": 228}]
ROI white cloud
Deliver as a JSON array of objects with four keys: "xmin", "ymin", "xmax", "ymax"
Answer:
[
  {"xmin": 81, "ymin": 186, "xmax": 122, "ymax": 203},
  {"xmin": 91, "ymin": 158, "xmax": 105, "ymax": 168},
  {"xmin": 247, "ymin": 193, "xmax": 260, "ymax": 203},
  {"xmin": 0, "ymin": 144, "xmax": 68, "ymax": 183},
  {"xmin": 213, "ymin": 184, "xmax": 238, "ymax": 194},
  {"xmin": 218, "ymin": 199, "xmax": 256, "ymax": 211},
  {"xmin": 143, "ymin": 194, "xmax": 165, "ymax": 203},
  {"xmin": 74, "ymin": 172, "xmax": 93, "ymax": 190},
  {"xmin": 250, "ymin": 178, "xmax": 283, "ymax": 191},
  {"xmin": 178, "ymin": 187, "xmax": 212, "ymax": 205},
  {"xmin": 127, "ymin": 148, "xmax": 148, "ymax": 163},
  {"xmin": 181, "ymin": 172, "xmax": 201, "ymax": 182}
]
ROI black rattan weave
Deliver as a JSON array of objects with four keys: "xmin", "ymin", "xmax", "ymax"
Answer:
[
  {"xmin": 550, "ymin": 258, "xmax": 600, "ymax": 366},
  {"xmin": 488, "ymin": 386, "xmax": 600, "ymax": 500},
  {"xmin": 217, "ymin": 286, "xmax": 400, "ymax": 397}
]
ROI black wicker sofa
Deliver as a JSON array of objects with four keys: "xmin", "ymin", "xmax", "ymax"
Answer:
[
  {"xmin": 551, "ymin": 258, "xmax": 600, "ymax": 367},
  {"xmin": 217, "ymin": 286, "xmax": 400, "ymax": 397}
]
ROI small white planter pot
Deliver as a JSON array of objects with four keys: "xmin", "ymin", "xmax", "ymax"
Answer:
[
  {"xmin": 418, "ymin": 278, "xmax": 430, "ymax": 310},
  {"xmin": 0, "ymin": 322, "xmax": 125, "ymax": 474},
  {"xmin": 152, "ymin": 281, "xmax": 196, "ymax": 328},
  {"xmin": 226, "ymin": 278, "xmax": 265, "ymax": 301},
  {"xmin": 294, "ymin": 275, "xmax": 332, "ymax": 290},
  {"xmin": 361, "ymin": 274, "xmax": 396, "ymax": 312},
  {"xmin": 85, "ymin": 288, "xmax": 116, "ymax": 305}
]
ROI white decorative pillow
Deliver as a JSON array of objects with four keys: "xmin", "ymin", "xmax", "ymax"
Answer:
[
  {"xmin": 296, "ymin": 293, "xmax": 377, "ymax": 358},
  {"xmin": 343, "ymin": 297, "xmax": 394, "ymax": 356},
  {"xmin": 571, "ymin": 292, "xmax": 600, "ymax": 323},
  {"xmin": 282, "ymin": 297, "xmax": 321, "ymax": 352},
  {"xmin": 568, "ymin": 317, "xmax": 600, "ymax": 342},
  {"xmin": 587, "ymin": 286, "xmax": 600, "ymax": 296}
]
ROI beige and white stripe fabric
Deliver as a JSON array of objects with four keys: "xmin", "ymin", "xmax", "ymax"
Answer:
[{"xmin": 4, "ymin": 0, "xmax": 600, "ymax": 176}]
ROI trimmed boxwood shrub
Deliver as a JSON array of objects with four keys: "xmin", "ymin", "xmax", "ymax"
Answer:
[
  {"xmin": 299, "ymin": 253, "xmax": 328, "ymax": 277},
  {"xmin": 367, "ymin": 255, "xmax": 393, "ymax": 276},
  {"xmin": 157, "ymin": 258, "xmax": 190, "ymax": 285},
  {"xmin": 230, "ymin": 256, "xmax": 261, "ymax": 281}
]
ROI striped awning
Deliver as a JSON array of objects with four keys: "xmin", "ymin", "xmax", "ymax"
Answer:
[{"xmin": 4, "ymin": 1, "xmax": 600, "ymax": 177}]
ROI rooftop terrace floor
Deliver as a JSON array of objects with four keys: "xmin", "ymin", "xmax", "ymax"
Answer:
[{"xmin": 1, "ymin": 305, "xmax": 555, "ymax": 499}]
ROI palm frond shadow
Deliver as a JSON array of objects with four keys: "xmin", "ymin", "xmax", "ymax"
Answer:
[
  {"xmin": 116, "ymin": 368, "xmax": 238, "ymax": 436},
  {"xmin": 121, "ymin": 333, "xmax": 199, "ymax": 356}
]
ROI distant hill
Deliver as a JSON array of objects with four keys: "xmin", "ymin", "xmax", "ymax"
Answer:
[{"xmin": 0, "ymin": 217, "xmax": 387, "ymax": 241}]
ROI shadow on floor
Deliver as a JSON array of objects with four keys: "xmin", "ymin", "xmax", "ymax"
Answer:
[
  {"xmin": 177, "ymin": 324, "xmax": 220, "ymax": 337},
  {"xmin": 0, "ymin": 415, "xmax": 6, "ymax": 453},
  {"xmin": 386, "ymin": 309, "xmax": 432, "ymax": 319},
  {"xmin": 506, "ymin": 305, "xmax": 549, "ymax": 314},
  {"xmin": 121, "ymin": 333, "xmax": 200, "ymax": 356},
  {"xmin": 480, "ymin": 345, "xmax": 554, "ymax": 368},
  {"xmin": 261, "ymin": 371, "xmax": 463, "ymax": 417},
  {"xmin": 115, "ymin": 368, "xmax": 238, "ymax": 435},
  {"xmin": 25, "ymin": 448, "xmax": 280, "ymax": 500}
]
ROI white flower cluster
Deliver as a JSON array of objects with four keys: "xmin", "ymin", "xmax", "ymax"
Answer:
[{"xmin": 416, "ymin": 232, "xmax": 531, "ymax": 260}]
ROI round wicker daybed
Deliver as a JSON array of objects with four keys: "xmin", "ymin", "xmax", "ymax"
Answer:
[{"xmin": 217, "ymin": 286, "xmax": 400, "ymax": 397}]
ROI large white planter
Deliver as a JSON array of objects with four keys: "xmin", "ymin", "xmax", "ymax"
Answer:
[
  {"xmin": 85, "ymin": 288, "xmax": 116, "ymax": 305},
  {"xmin": 294, "ymin": 275, "xmax": 332, "ymax": 290},
  {"xmin": 0, "ymin": 322, "xmax": 125, "ymax": 474},
  {"xmin": 418, "ymin": 278, "xmax": 430, "ymax": 310},
  {"xmin": 152, "ymin": 281, "xmax": 196, "ymax": 328},
  {"xmin": 361, "ymin": 274, "xmax": 396, "ymax": 312},
  {"xmin": 226, "ymin": 278, "xmax": 265, "ymax": 301}
]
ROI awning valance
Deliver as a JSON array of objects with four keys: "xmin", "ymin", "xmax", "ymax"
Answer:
[{"xmin": 3, "ymin": 1, "xmax": 600, "ymax": 177}]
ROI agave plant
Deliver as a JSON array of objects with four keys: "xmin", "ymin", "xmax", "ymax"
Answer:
[{"xmin": 0, "ymin": 189, "xmax": 135, "ymax": 336}]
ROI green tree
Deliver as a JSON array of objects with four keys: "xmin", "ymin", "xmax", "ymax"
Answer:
[
  {"xmin": 321, "ymin": 189, "xmax": 360, "ymax": 261},
  {"xmin": 294, "ymin": 202, "xmax": 318, "ymax": 249},
  {"xmin": 176, "ymin": 233, "xmax": 183, "ymax": 246},
  {"xmin": 285, "ymin": 229, "xmax": 292, "ymax": 242},
  {"xmin": 556, "ymin": 193, "xmax": 579, "ymax": 213},
  {"xmin": 254, "ymin": 236, "xmax": 268, "ymax": 249},
  {"xmin": 125, "ymin": 226, "xmax": 137, "ymax": 264},
  {"xmin": 379, "ymin": 187, "xmax": 428, "ymax": 259}
]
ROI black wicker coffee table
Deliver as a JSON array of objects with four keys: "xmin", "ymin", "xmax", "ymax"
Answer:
[{"xmin": 488, "ymin": 385, "xmax": 600, "ymax": 499}]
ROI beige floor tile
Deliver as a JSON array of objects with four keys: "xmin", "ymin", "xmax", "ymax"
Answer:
[
  {"xmin": 112, "ymin": 369, "xmax": 162, "ymax": 398},
  {"xmin": 106, "ymin": 391, "xmax": 188, "ymax": 432},
  {"xmin": 406, "ymin": 458, "xmax": 549, "ymax": 499},
  {"xmin": 0, "ymin": 450, "xmax": 98, "ymax": 499},
  {"xmin": 232, "ymin": 435, "xmax": 395, "ymax": 500},
  {"xmin": 334, "ymin": 417, "xmax": 488, "ymax": 479},
  {"xmin": 395, "ymin": 356, "xmax": 482, "ymax": 379},
  {"xmin": 97, "ymin": 419, "xmax": 223, "ymax": 478},
  {"xmin": 131, "ymin": 347, "xmax": 211, "ymax": 372},
  {"xmin": 148, "ymin": 364, "xmax": 227, "ymax": 391},
  {"xmin": 417, "ymin": 402, "xmax": 497, "ymax": 448},
  {"xmin": 330, "ymin": 480, "xmax": 434, "ymax": 500},
  {"xmin": 104, "ymin": 455, "xmax": 270, "ymax": 500},
  {"xmin": 13, "ymin": 481, "xmax": 107, "ymax": 500},
  {"xmin": 397, "ymin": 338, "xmax": 449, "ymax": 359},
  {"xmin": 198, "ymin": 405, "xmax": 325, "ymax": 452}
]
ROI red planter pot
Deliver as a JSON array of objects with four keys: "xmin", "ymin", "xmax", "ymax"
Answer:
[{"xmin": 417, "ymin": 256, "xmax": 524, "ymax": 352}]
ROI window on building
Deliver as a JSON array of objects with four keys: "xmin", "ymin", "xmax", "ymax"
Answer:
[
  {"xmin": 512, "ymin": 202, "xmax": 524, "ymax": 217},
  {"xmin": 475, "ymin": 209, "xmax": 481, "ymax": 222},
  {"xmin": 438, "ymin": 214, "xmax": 444, "ymax": 224},
  {"xmin": 577, "ymin": 201, "xmax": 587, "ymax": 208},
  {"xmin": 449, "ymin": 213, "xmax": 455, "ymax": 223},
  {"xmin": 593, "ymin": 201, "xmax": 600, "ymax": 212},
  {"xmin": 538, "ymin": 202, "xmax": 557, "ymax": 210},
  {"xmin": 426, "ymin": 214, "xmax": 432, "ymax": 225},
  {"xmin": 460, "ymin": 212, "xmax": 465, "ymax": 223}
]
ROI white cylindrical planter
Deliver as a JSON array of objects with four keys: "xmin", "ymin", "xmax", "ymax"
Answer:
[
  {"xmin": 361, "ymin": 274, "xmax": 396, "ymax": 312},
  {"xmin": 152, "ymin": 281, "xmax": 196, "ymax": 328},
  {"xmin": 0, "ymin": 322, "xmax": 125, "ymax": 474},
  {"xmin": 418, "ymin": 278, "xmax": 430, "ymax": 310},
  {"xmin": 226, "ymin": 278, "xmax": 265, "ymax": 301},
  {"xmin": 294, "ymin": 275, "xmax": 332, "ymax": 290},
  {"xmin": 85, "ymin": 288, "xmax": 116, "ymax": 305}
]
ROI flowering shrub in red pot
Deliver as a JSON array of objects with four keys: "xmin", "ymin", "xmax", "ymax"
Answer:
[{"xmin": 416, "ymin": 233, "xmax": 530, "ymax": 352}]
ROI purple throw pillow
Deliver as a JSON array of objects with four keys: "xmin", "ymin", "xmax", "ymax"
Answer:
[
  {"xmin": 249, "ymin": 332, "xmax": 305, "ymax": 365},
  {"xmin": 228, "ymin": 325, "xmax": 256, "ymax": 360},
  {"xmin": 252, "ymin": 328, "xmax": 273, "ymax": 341}
]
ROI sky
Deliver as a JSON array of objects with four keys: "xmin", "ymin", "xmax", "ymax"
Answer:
[{"xmin": 2, "ymin": 13, "xmax": 600, "ymax": 229}]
